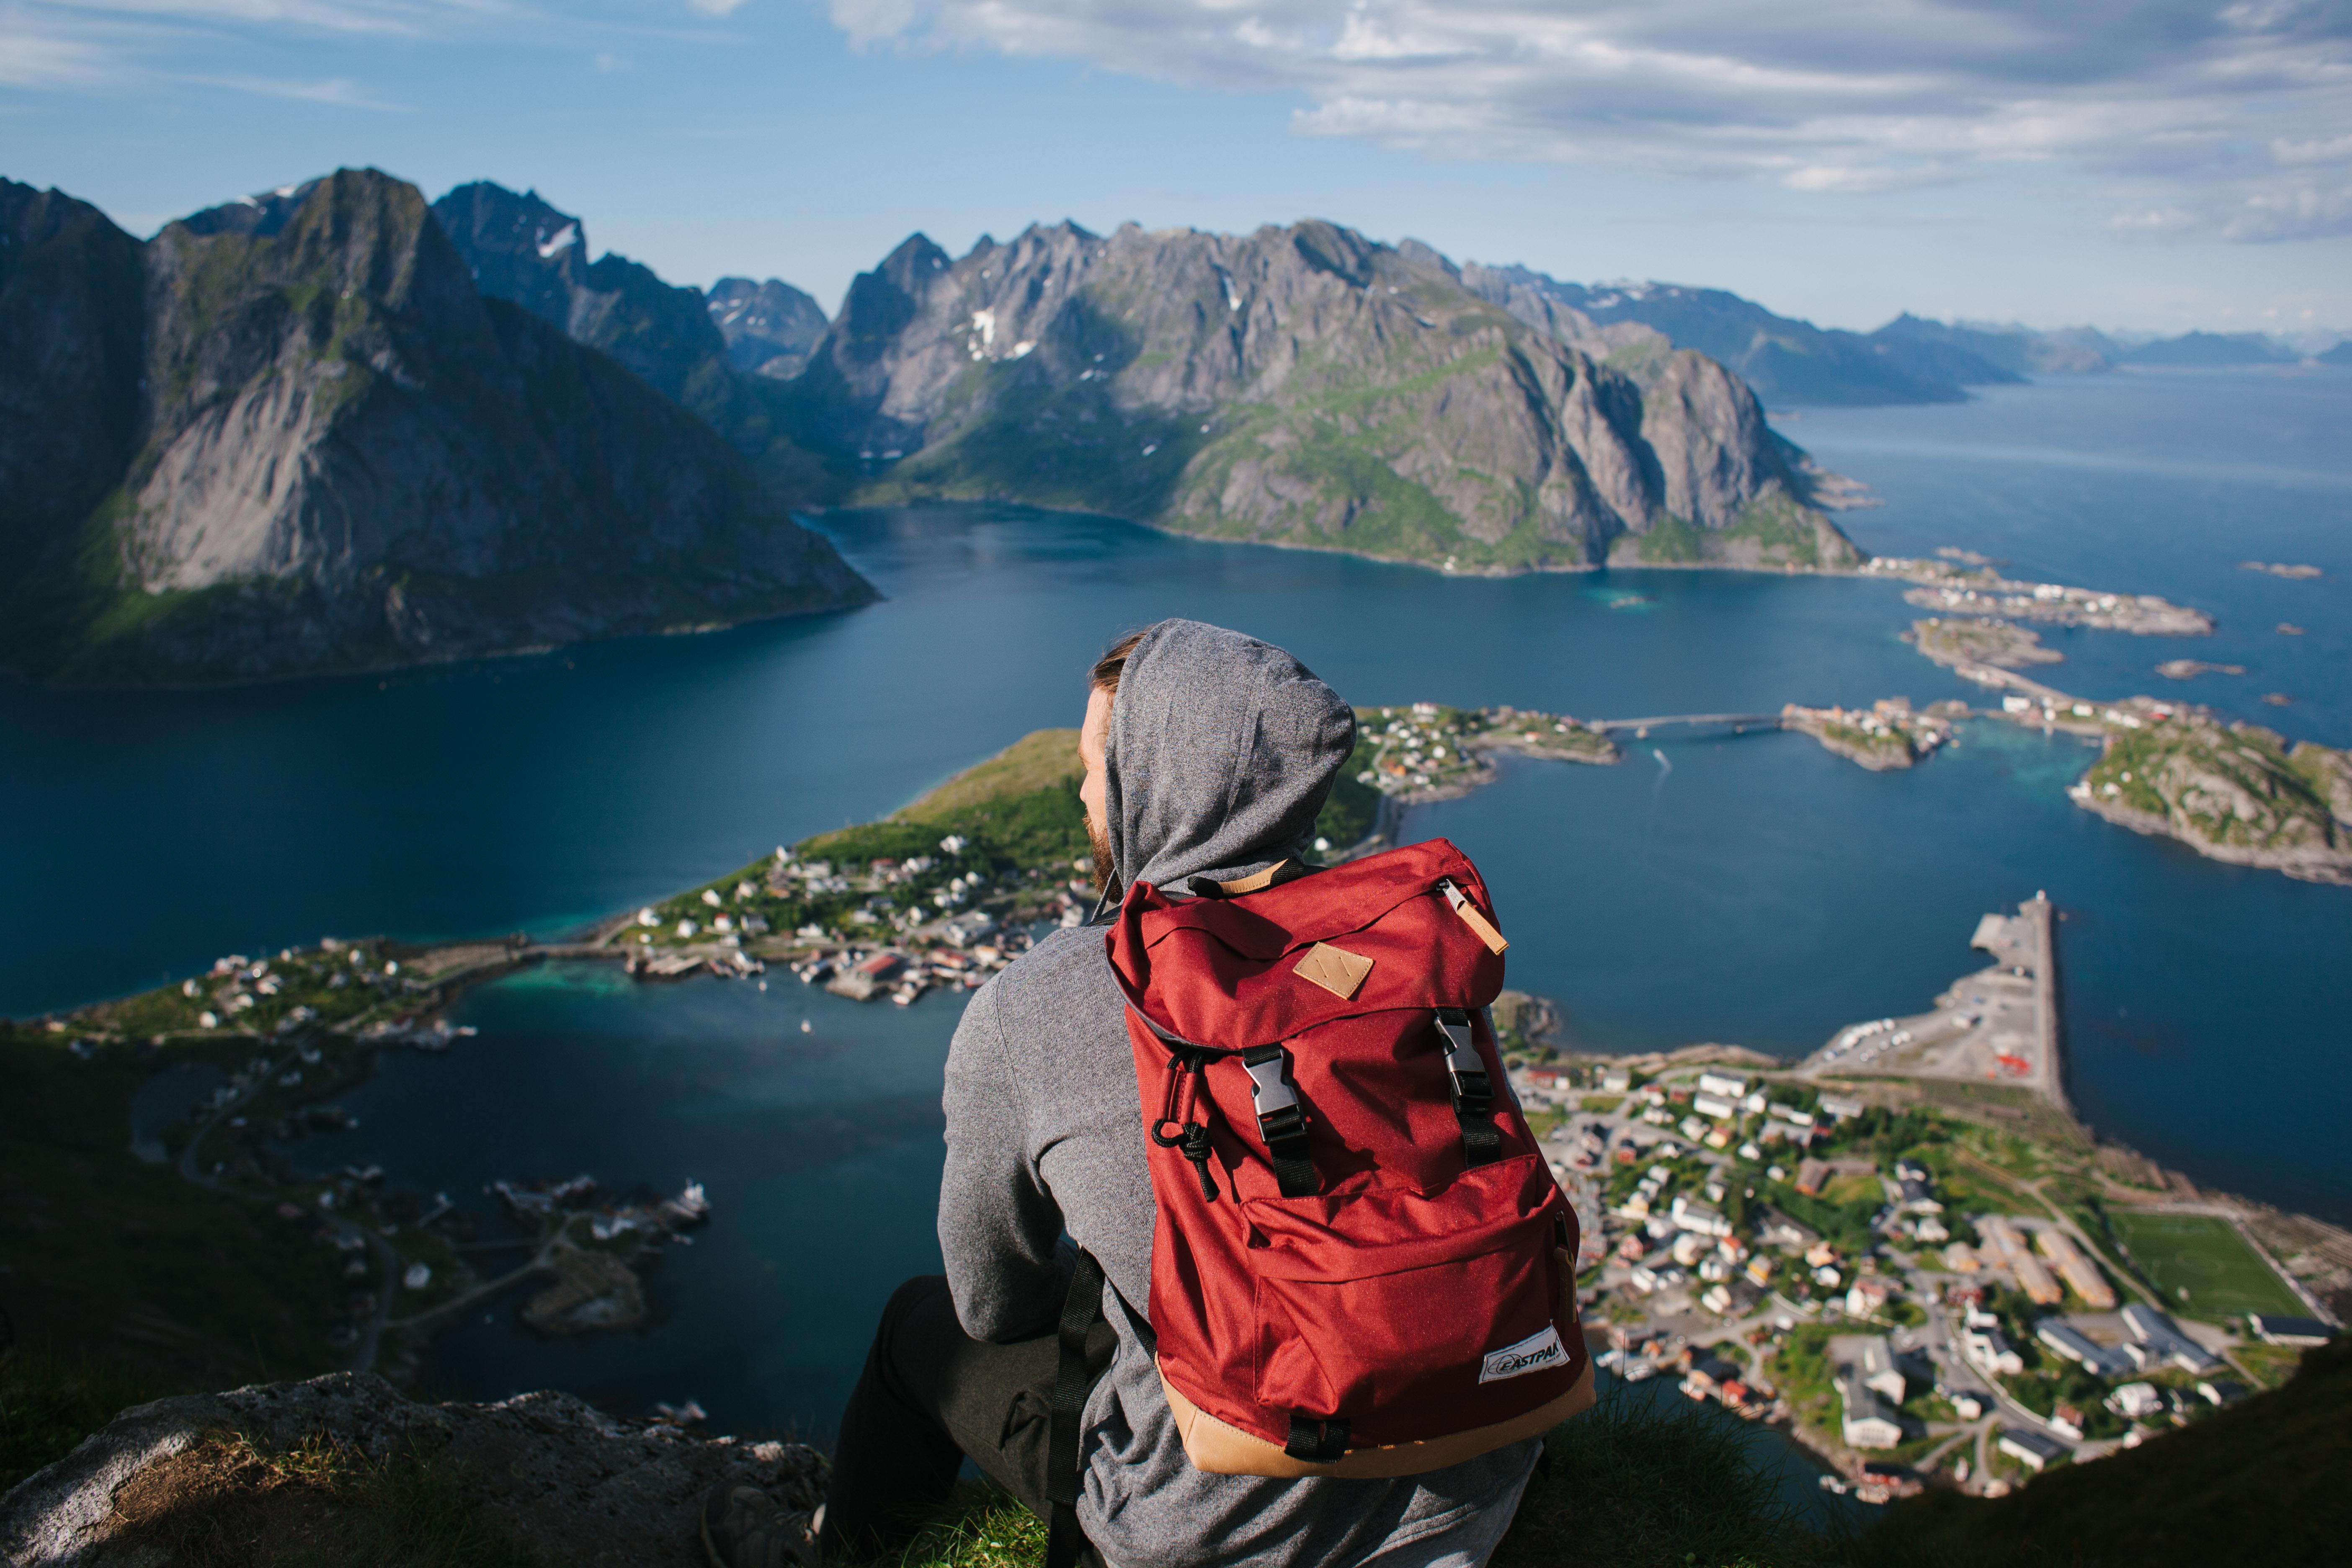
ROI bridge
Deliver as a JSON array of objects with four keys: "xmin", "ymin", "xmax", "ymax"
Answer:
[{"xmin": 1584, "ymin": 713, "xmax": 1784, "ymax": 735}]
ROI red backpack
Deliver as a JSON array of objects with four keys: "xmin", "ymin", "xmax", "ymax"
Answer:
[{"xmin": 1101, "ymin": 838, "xmax": 1591, "ymax": 1478}]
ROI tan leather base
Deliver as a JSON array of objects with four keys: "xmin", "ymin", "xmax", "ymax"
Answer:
[
  {"xmin": 1162, "ymin": 1246, "xmax": 1597, "ymax": 1478},
  {"xmin": 1163, "ymin": 1358, "xmax": 1594, "ymax": 1478}
]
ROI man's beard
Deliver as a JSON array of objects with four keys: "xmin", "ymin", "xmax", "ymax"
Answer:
[{"xmin": 1087, "ymin": 812, "xmax": 1116, "ymax": 897}]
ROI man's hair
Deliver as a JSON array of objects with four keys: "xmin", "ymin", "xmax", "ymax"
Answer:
[{"xmin": 1089, "ymin": 629, "xmax": 1148, "ymax": 697}]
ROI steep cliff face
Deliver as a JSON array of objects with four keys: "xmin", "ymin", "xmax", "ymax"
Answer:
[
  {"xmin": 0, "ymin": 170, "xmax": 872, "ymax": 685},
  {"xmin": 708, "ymin": 276, "xmax": 829, "ymax": 379},
  {"xmin": 430, "ymin": 181, "xmax": 767, "ymax": 444},
  {"xmin": 792, "ymin": 219, "xmax": 1857, "ymax": 572},
  {"xmin": 0, "ymin": 181, "xmax": 148, "ymax": 652}
]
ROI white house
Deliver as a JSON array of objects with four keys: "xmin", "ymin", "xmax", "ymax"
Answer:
[
  {"xmin": 1998, "ymin": 1428, "xmax": 2068, "ymax": 1472},
  {"xmin": 2122, "ymin": 1304, "xmax": 2223, "ymax": 1375},
  {"xmin": 1839, "ymin": 1372, "xmax": 1904, "ymax": 1449},
  {"xmin": 1692, "ymin": 1092, "xmax": 1738, "ymax": 1120},
  {"xmin": 1963, "ymin": 1326, "xmax": 2024, "ymax": 1377},
  {"xmin": 2108, "ymin": 1382, "xmax": 2165, "ymax": 1420},
  {"xmin": 1857, "ymin": 1336, "xmax": 1907, "ymax": 1403},
  {"xmin": 1670, "ymin": 1194, "xmax": 1734, "ymax": 1239},
  {"xmin": 1697, "ymin": 1070, "xmax": 1749, "ymax": 1100},
  {"xmin": 2037, "ymin": 1319, "xmax": 2135, "ymax": 1380}
]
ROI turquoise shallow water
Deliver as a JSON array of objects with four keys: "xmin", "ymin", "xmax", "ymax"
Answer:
[{"xmin": 3, "ymin": 368, "xmax": 2347, "ymax": 1449}]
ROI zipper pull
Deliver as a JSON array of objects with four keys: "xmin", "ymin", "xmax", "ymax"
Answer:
[{"xmin": 1438, "ymin": 878, "xmax": 1509, "ymax": 954}]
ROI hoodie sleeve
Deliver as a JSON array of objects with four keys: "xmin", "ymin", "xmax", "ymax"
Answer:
[{"xmin": 939, "ymin": 978, "xmax": 1066, "ymax": 1341}]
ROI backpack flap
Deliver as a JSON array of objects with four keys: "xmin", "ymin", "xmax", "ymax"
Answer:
[{"xmin": 1107, "ymin": 839, "xmax": 1507, "ymax": 1050}]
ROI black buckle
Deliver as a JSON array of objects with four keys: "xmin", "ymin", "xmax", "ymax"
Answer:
[
  {"xmin": 1434, "ymin": 1007, "xmax": 1489, "ymax": 1109},
  {"xmin": 1436, "ymin": 1007, "xmax": 1501, "ymax": 1169},
  {"xmin": 1242, "ymin": 1047, "xmax": 1319, "ymax": 1197}
]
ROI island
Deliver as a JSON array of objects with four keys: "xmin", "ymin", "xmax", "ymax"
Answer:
[
  {"xmin": 1862, "ymin": 558, "xmax": 2213, "ymax": 636},
  {"xmin": 1906, "ymin": 617, "xmax": 2065, "ymax": 672},
  {"xmin": 1938, "ymin": 665, "xmax": 2352, "ymax": 886},
  {"xmin": 1779, "ymin": 699, "xmax": 1957, "ymax": 771}
]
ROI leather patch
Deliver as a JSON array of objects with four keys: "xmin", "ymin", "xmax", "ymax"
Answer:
[{"xmin": 1292, "ymin": 942, "xmax": 1374, "ymax": 1000}]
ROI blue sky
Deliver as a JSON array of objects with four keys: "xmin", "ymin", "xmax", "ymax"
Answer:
[{"xmin": 6, "ymin": 1, "xmax": 2349, "ymax": 334}]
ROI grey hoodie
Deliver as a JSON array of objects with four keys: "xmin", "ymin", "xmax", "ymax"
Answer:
[{"xmin": 939, "ymin": 620, "xmax": 1538, "ymax": 1568}]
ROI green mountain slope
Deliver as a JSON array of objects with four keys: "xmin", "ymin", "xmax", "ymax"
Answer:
[{"xmin": 784, "ymin": 220, "xmax": 1859, "ymax": 573}]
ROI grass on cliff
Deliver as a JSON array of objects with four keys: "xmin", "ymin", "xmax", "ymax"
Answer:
[
  {"xmin": 96, "ymin": 1430, "xmax": 537, "ymax": 1568},
  {"xmin": 0, "ymin": 1028, "xmax": 349, "ymax": 1492},
  {"xmin": 877, "ymin": 1393, "xmax": 1825, "ymax": 1568}
]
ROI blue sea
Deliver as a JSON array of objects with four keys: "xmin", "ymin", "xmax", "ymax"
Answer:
[{"xmin": 3, "ymin": 367, "xmax": 2347, "ymax": 1445}]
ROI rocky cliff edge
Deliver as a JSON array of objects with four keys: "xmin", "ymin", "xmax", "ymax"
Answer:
[{"xmin": 0, "ymin": 1372, "xmax": 824, "ymax": 1568}]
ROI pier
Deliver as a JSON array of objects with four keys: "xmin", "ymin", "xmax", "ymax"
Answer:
[{"xmin": 1799, "ymin": 892, "xmax": 2072, "ymax": 1122}]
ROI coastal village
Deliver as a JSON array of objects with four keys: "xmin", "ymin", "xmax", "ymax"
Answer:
[{"xmin": 1509, "ymin": 896, "xmax": 2345, "ymax": 1501}]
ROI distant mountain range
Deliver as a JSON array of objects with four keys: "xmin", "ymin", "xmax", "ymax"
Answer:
[
  {"xmin": 9, "ymin": 165, "xmax": 2342, "ymax": 684},
  {"xmin": 0, "ymin": 171, "xmax": 872, "ymax": 686},
  {"xmin": 1445, "ymin": 271, "xmax": 2335, "ymax": 404}
]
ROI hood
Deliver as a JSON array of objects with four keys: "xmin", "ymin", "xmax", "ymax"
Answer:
[{"xmin": 1103, "ymin": 619, "xmax": 1356, "ymax": 898}]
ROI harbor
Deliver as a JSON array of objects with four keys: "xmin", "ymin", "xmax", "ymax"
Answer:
[{"xmin": 1796, "ymin": 895, "xmax": 2068, "ymax": 1118}]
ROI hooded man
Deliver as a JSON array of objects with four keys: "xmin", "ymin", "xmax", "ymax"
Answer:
[{"xmin": 704, "ymin": 620, "xmax": 1541, "ymax": 1568}]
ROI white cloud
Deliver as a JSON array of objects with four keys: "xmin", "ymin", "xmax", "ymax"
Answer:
[
  {"xmin": 687, "ymin": 0, "xmax": 746, "ymax": 15},
  {"xmin": 826, "ymin": 0, "xmax": 2352, "ymax": 242},
  {"xmin": 0, "ymin": 23, "xmax": 122, "ymax": 87},
  {"xmin": 183, "ymin": 70, "xmax": 404, "ymax": 106}
]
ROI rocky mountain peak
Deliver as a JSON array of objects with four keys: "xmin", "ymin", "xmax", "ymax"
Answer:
[
  {"xmin": 706, "ymin": 276, "xmax": 828, "ymax": 379},
  {"xmin": 431, "ymin": 180, "xmax": 593, "ymax": 320}
]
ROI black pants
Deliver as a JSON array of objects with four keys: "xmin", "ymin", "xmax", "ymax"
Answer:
[{"xmin": 820, "ymin": 1274, "xmax": 1108, "ymax": 1565}]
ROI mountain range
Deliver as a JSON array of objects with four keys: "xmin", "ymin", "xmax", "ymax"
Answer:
[
  {"xmin": 411, "ymin": 183, "xmax": 1859, "ymax": 575},
  {"xmin": 10, "ymin": 165, "xmax": 2344, "ymax": 685},
  {"xmin": 0, "ymin": 171, "xmax": 873, "ymax": 685}
]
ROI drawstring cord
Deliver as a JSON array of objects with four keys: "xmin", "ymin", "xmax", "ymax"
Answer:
[{"xmin": 1149, "ymin": 1050, "xmax": 1220, "ymax": 1201}]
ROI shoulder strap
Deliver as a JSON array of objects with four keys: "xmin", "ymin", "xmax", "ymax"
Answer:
[{"xmin": 1045, "ymin": 1249, "xmax": 1106, "ymax": 1568}]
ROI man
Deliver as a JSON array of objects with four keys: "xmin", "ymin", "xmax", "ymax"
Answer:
[{"xmin": 706, "ymin": 619, "xmax": 1540, "ymax": 1567}]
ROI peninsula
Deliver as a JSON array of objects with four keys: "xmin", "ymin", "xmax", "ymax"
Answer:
[{"xmin": 1935, "ymin": 664, "xmax": 2352, "ymax": 886}]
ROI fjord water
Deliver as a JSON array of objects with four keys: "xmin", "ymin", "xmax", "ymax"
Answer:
[{"xmin": 4, "ymin": 369, "xmax": 2348, "ymax": 1430}]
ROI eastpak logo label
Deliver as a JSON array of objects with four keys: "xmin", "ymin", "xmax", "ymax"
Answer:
[{"xmin": 1478, "ymin": 1325, "xmax": 1566, "ymax": 1384}]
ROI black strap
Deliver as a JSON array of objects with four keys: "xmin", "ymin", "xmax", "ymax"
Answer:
[
  {"xmin": 1241, "ymin": 1046, "xmax": 1319, "ymax": 1197},
  {"xmin": 1046, "ymin": 1249, "xmax": 1106, "ymax": 1568},
  {"xmin": 1435, "ymin": 1008, "xmax": 1501, "ymax": 1168},
  {"xmin": 1284, "ymin": 1414, "xmax": 1352, "ymax": 1464}
]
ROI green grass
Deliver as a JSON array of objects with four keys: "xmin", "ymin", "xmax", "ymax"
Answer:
[
  {"xmin": 0, "ymin": 1029, "xmax": 349, "ymax": 1464},
  {"xmin": 2102, "ymin": 1210, "xmax": 2306, "ymax": 1321},
  {"xmin": 1859, "ymin": 1340, "xmax": 2352, "ymax": 1566},
  {"xmin": 896, "ymin": 731, "xmax": 1084, "ymax": 819},
  {"xmin": 96, "ymin": 1429, "xmax": 539, "ymax": 1568},
  {"xmin": 1496, "ymin": 1397, "xmax": 1823, "ymax": 1568},
  {"xmin": 878, "ymin": 1396, "xmax": 1830, "ymax": 1568},
  {"xmin": 0, "ymin": 1349, "xmax": 183, "ymax": 1494}
]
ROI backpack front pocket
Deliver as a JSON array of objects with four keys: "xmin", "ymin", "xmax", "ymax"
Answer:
[{"xmin": 1243, "ymin": 1155, "xmax": 1566, "ymax": 1439}]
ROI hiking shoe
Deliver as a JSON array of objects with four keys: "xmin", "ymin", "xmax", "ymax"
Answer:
[{"xmin": 701, "ymin": 1483, "xmax": 820, "ymax": 1568}]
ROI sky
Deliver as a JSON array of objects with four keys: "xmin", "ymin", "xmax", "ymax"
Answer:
[{"xmin": 5, "ymin": 0, "xmax": 2350, "ymax": 335}]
